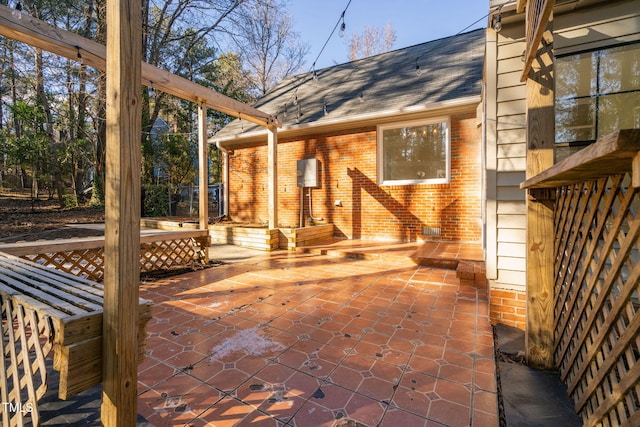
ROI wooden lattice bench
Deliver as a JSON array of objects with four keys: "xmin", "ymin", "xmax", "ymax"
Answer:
[{"xmin": 0, "ymin": 251, "xmax": 152, "ymax": 426}]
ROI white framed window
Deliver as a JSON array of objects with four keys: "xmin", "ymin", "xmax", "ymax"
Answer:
[{"xmin": 377, "ymin": 118, "xmax": 450, "ymax": 186}]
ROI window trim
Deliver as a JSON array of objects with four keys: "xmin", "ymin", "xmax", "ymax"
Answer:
[{"xmin": 377, "ymin": 117, "xmax": 451, "ymax": 186}]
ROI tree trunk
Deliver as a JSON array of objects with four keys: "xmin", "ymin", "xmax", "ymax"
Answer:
[
  {"xmin": 92, "ymin": 0, "xmax": 108, "ymax": 205},
  {"xmin": 34, "ymin": 47, "xmax": 65, "ymax": 205}
]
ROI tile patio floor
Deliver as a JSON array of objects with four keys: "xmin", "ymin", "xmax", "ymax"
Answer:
[{"xmin": 137, "ymin": 243, "xmax": 497, "ymax": 427}]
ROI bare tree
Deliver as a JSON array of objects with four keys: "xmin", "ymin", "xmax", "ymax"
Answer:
[
  {"xmin": 230, "ymin": 0, "xmax": 309, "ymax": 96},
  {"xmin": 348, "ymin": 23, "xmax": 397, "ymax": 61}
]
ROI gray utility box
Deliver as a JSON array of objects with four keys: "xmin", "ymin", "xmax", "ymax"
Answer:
[{"xmin": 296, "ymin": 158, "xmax": 319, "ymax": 188}]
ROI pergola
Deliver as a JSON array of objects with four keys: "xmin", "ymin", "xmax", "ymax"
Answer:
[{"xmin": 0, "ymin": 2, "xmax": 280, "ymax": 424}]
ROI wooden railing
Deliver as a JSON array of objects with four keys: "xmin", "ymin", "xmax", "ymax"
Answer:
[
  {"xmin": 522, "ymin": 129, "xmax": 640, "ymax": 426},
  {"xmin": 0, "ymin": 229, "xmax": 209, "ymax": 281}
]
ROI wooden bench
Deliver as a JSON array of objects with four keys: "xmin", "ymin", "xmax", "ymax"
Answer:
[{"xmin": 0, "ymin": 251, "xmax": 151, "ymax": 425}]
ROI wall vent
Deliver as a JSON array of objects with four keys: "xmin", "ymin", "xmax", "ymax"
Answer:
[{"xmin": 422, "ymin": 226, "xmax": 441, "ymax": 237}]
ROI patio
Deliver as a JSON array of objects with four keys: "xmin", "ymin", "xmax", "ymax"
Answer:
[{"xmin": 136, "ymin": 241, "xmax": 497, "ymax": 426}]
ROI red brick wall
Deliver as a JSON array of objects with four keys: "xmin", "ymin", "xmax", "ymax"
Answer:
[
  {"xmin": 228, "ymin": 112, "xmax": 482, "ymax": 242},
  {"xmin": 489, "ymin": 289, "xmax": 526, "ymax": 330}
]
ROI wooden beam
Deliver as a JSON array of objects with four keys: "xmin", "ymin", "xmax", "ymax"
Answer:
[
  {"xmin": 267, "ymin": 125, "xmax": 278, "ymax": 229},
  {"xmin": 101, "ymin": 0, "xmax": 141, "ymax": 425},
  {"xmin": 525, "ymin": 19, "xmax": 555, "ymax": 370},
  {"xmin": 517, "ymin": 0, "xmax": 527, "ymax": 13},
  {"xmin": 0, "ymin": 5, "xmax": 279, "ymax": 128}
]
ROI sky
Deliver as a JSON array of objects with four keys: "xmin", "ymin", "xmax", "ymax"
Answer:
[{"xmin": 288, "ymin": 0, "xmax": 490, "ymax": 70}]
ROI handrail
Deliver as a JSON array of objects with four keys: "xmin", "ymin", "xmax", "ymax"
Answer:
[{"xmin": 521, "ymin": 129, "xmax": 640, "ymax": 189}]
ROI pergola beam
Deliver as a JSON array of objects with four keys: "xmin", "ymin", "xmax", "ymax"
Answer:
[{"xmin": 0, "ymin": 5, "xmax": 279, "ymax": 128}]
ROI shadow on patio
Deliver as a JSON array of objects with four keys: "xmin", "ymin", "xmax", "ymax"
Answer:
[{"xmin": 136, "ymin": 244, "xmax": 497, "ymax": 426}]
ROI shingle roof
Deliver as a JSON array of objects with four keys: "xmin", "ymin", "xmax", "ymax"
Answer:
[{"xmin": 213, "ymin": 29, "xmax": 485, "ymax": 141}]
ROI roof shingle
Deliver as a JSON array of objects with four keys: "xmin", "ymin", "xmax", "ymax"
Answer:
[{"xmin": 214, "ymin": 29, "xmax": 485, "ymax": 140}]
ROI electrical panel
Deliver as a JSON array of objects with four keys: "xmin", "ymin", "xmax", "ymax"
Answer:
[{"xmin": 296, "ymin": 158, "xmax": 319, "ymax": 188}]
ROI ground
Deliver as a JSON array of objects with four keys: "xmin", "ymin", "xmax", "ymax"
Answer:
[{"xmin": 0, "ymin": 193, "xmax": 105, "ymax": 243}]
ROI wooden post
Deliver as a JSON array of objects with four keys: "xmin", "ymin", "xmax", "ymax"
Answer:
[
  {"xmin": 101, "ymin": 1, "xmax": 141, "ymax": 425},
  {"xmin": 198, "ymin": 101, "xmax": 210, "ymax": 261},
  {"xmin": 267, "ymin": 125, "xmax": 278, "ymax": 229},
  {"xmin": 525, "ymin": 17, "xmax": 555, "ymax": 369}
]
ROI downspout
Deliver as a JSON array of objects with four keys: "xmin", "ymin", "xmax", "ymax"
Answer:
[{"xmin": 215, "ymin": 140, "xmax": 233, "ymax": 218}]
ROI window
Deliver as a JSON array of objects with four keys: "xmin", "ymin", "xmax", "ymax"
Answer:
[
  {"xmin": 555, "ymin": 43, "xmax": 640, "ymax": 149},
  {"xmin": 378, "ymin": 118, "xmax": 450, "ymax": 185}
]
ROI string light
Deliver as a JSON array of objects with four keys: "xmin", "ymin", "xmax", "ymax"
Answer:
[
  {"xmin": 281, "ymin": 0, "xmax": 352, "ymax": 119},
  {"xmin": 12, "ymin": 1, "xmax": 23, "ymax": 19},
  {"xmin": 149, "ymin": 81, "xmax": 156, "ymax": 97},
  {"xmin": 493, "ymin": 14, "xmax": 502, "ymax": 32},
  {"xmin": 283, "ymin": 0, "xmax": 500, "ymax": 121},
  {"xmin": 76, "ymin": 46, "xmax": 84, "ymax": 64},
  {"xmin": 412, "ymin": 3, "xmax": 505, "ymax": 75}
]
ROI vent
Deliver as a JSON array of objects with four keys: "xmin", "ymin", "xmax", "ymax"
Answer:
[{"xmin": 422, "ymin": 226, "xmax": 441, "ymax": 237}]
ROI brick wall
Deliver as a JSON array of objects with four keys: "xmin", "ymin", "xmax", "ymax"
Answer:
[
  {"xmin": 489, "ymin": 289, "xmax": 526, "ymax": 330},
  {"xmin": 228, "ymin": 112, "xmax": 482, "ymax": 242}
]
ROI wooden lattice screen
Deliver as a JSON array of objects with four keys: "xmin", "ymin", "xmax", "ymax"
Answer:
[
  {"xmin": 19, "ymin": 236, "xmax": 204, "ymax": 281},
  {"xmin": 520, "ymin": 0, "xmax": 554, "ymax": 81},
  {"xmin": 0, "ymin": 294, "xmax": 53, "ymax": 427},
  {"xmin": 553, "ymin": 172, "xmax": 640, "ymax": 426}
]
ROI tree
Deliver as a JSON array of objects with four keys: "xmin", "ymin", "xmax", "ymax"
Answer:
[
  {"xmin": 7, "ymin": 101, "xmax": 50, "ymax": 200},
  {"xmin": 230, "ymin": 0, "xmax": 309, "ymax": 96},
  {"xmin": 203, "ymin": 53, "xmax": 253, "ymax": 131},
  {"xmin": 203, "ymin": 52, "xmax": 254, "ymax": 184},
  {"xmin": 348, "ymin": 23, "xmax": 397, "ymax": 61},
  {"xmin": 139, "ymin": 0, "xmax": 245, "ymax": 184}
]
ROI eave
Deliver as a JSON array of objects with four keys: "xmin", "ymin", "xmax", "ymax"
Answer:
[{"xmin": 212, "ymin": 95, "xmax": 481, "ymax": 148}]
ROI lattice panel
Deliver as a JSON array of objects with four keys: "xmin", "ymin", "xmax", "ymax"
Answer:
[
  {"xmin": 139, "ymin": 238, "xmax": 198, "ymax": 272},
  {"xmin": 522, "ymin": 0, "xmax": 553, "ymax": 80},
  {"xmin": 20, "ymin": 238, "xmax": 203, "ymax": 281},
  {"xmin": 23, "ymin": 248, "xmax": 104, "ymax": 281},
  {"xmin": 553, "ymin": 173, "xmax": 640, "ymax": 426},
  {"xmin": 0, "ymin": 294, "xmax": 53, "ymax": 427}
]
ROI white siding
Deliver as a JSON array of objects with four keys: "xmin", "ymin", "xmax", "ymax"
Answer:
[{"xmin": 485, "ymin": 17, "xmax": 527, "ymax": 290}]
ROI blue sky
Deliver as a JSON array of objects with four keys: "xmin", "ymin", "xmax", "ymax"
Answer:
[{"xmin": 289, "ymin": 0, "xmax": 490, "ymax": 70}]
